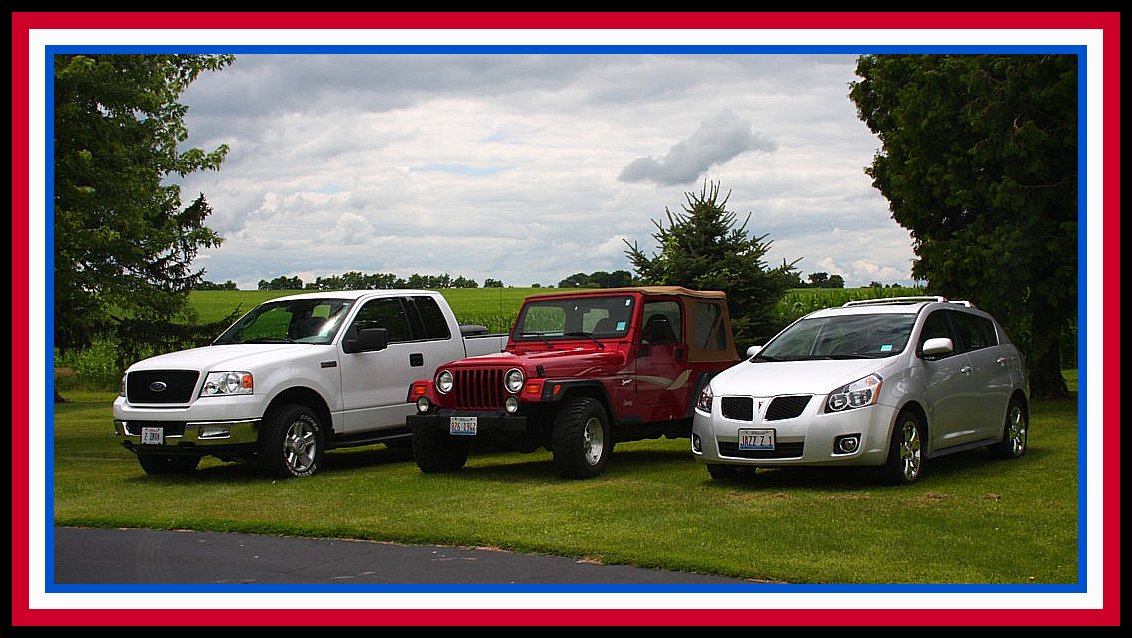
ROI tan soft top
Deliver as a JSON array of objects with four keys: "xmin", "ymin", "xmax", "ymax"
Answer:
[{"xmin": 526, "ymin": 286, "xmax": 727, "ymax": 300}]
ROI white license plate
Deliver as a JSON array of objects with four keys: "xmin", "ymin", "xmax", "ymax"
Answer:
[
  {"xmin": 141, "ymin": 426, "xmax": 164, "ymax": 445},
  {"xmin": 739, "ymin": 428, "xmax": 775, "ymax": 450},
  {"xmin": 450, "ymin": 416, "xmax": 477, "ymax": 436}
]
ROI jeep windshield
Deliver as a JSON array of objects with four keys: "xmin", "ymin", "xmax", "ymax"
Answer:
[
  {"xmin": 213, "ymin": 298, "xmax": 354, "ymax": 346},
  {"xmin": 752, "ymin": 313, "xmax": 916, "ymax": 361},
  {"xmin": 513, "ymin": 295, "xmax": 635, "ymax": 342}
]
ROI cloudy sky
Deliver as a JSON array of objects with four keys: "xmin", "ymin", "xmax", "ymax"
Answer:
[{"xmin": 174, "ymin": 53, "xmax": 916, "ymax": 290}]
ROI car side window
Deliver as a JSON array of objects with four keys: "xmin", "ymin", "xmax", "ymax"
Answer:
[
  {"xmin": 408, "ymin": 295, "xmax": 452, "ymax": 341},
  {"xmin": 351, "ymin": 297, "xmax": 412, "ymax": 343},
  {"xmin": 919, "ymin": 310, "xmax": 957, "ymax": 356},
  {"xmin": 951, "ymin": 311, "xmax": 999, "ymax": 352},
  {"xmin": 641, "ymin": 301, "xmax": 681, "ymax": 345}
]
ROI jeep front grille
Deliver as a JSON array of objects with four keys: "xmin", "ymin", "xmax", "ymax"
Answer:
[{"xmin": 452, "ymin": 368, "xmax": 504, "ymax": 410}]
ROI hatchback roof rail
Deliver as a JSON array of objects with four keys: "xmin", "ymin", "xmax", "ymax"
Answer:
[{"xmin": 841, "ymin": 295, "xmax": 974, "ymax": 308}]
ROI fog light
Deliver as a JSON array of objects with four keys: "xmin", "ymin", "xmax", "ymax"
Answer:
[
  {"xmin": 416, "ymin": 397, "xmax": 431, "ymax": 413},
  {"xmin": 504, "ymin": 397, "xmax": 519, "ymax": 414},
  {"xmin": 198, "ymin": 425, "xmax": 231, "ymax": 439},
  {"xmin": 691, "ymin": 433, "xmax": 702, "ymax": 453},
  {"xmin": 835, "ymin": 435, "xmax": 860, "ymax": 454}
]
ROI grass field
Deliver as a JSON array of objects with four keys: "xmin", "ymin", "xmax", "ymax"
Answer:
[{"xmin": 53, "ymin": 379, "xmax": 1079, "ymax": 585}]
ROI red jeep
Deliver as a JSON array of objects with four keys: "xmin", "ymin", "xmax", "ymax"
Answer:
[{"xmin": 407, "ymin": 286, "xmax": 740, "ymax": 478}]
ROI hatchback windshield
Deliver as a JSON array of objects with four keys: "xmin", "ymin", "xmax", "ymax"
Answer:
[
  {"xmin": 513, "ymin": 295, "xmax": 635, "ymax": 342},
  {"xmin": 753, "ymin": 313, "xmax": 916, "ymax": 361},
  {"xmin": 213, "ymin": 299, "xmax": 354, "ymax": 345}
]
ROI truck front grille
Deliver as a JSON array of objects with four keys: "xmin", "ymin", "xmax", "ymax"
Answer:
[
  {"xmin": 452, "ymin": 368, "xmax": 504, "ymax": 410},
  {"xmin": 126, "ymin": 370, "xmax": 199, "ymax": 404}
]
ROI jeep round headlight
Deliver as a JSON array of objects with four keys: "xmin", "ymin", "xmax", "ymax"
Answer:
[
  {"xmin": 505, "ymin": 368, "xmax": 525, "ymax": 393},
  {"xmin": 436, "ymin": 370, "xmax": 454, "ymax": 394}
]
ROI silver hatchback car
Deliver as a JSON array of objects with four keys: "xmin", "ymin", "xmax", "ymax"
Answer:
[{"xmin": 691, "ymin": 296, "xmax": 1029, "ymax": 484}]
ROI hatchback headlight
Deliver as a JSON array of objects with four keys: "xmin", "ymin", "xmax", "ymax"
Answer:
[
  {"xmin": 436, "ymin": 370, "xmax": 454, "ymax": 394},
  {"xmin": 827, "ymin": 374, "xmax": 881, "ymax": 412},
  {"xmin": 696, "ymin": 385, "xmax": 713, "ymax": 413},
  {"xmin": 201, "ymin": 371, "xmax": 253, "ymax": 396},
  {"xmin": 505, "ymin": 368, "xmax": 525, "ymax": 394}
]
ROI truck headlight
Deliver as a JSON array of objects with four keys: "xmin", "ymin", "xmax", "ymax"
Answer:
[
  {"xmin": 201, "ymin": 371, "xmax": 253, "ymax": 396},
  {"xmin": 505, "ymin": 368, "xmax": 525, "ymax": 393},
  {"xmin": 436, "ymin": 370, "xmax": 454, "ymax": 394}
]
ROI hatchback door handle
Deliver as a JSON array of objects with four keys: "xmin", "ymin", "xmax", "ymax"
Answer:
[
  {"xmin": 996, "ymin": 357, "xmax": 1007, "ymax": 366},
  {"xmin": 960, "ymin": 366, "xmax": 972, "ymax": 375}
]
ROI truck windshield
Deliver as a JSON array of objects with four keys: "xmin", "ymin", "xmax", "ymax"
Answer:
[
  {"xmin": 213, "ymin": 299, "xmax": 353, "ymax": 345},
  {"xmin": 513, "ymin": 295, "xmax": 634, "ymax": 342}
]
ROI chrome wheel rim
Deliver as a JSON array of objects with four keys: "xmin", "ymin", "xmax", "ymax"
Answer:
[
  {"xmin": 899, "ymin": 419, "xmax": 922, "ymax": 482},
  {"xmin": 283, "ymin": 418, "xmax": 318, "ymax": 473},
  {"xmin": 582, "ymin": 416, "xmax": 604, "ymax": 466},
  {"xmin": 1007, "ymin": 405, "xmax": 1027, "ymax": 456}
]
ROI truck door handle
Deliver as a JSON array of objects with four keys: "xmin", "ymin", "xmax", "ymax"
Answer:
[{"xmin": 409, "ymin": 353, "xmax": 424, "ymax": 367}]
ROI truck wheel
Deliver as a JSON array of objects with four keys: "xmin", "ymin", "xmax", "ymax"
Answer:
[
  {"xmin": 259, "ymin": 404, "xmax": 324, "ymax": 478},
  {"xmin": 137, "ymin": 454, "xmax": 200, "ymax": 475},
  {"xmin": 552, "ymin": 397, "xmax": 612, "ymax": 479},
  {"xmin": 412, "ymin": 428, "xmax": 469, "ymax": 473}
]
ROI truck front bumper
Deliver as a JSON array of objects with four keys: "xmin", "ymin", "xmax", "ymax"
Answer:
[{"xmin": 113, "ymin": 418, "xmax": 261, "ymax": 455}]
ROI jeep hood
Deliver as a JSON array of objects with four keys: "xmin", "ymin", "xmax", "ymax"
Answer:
[{"xmin": 444, "ymin": 347, "xmax": 628, "ymax": 377}]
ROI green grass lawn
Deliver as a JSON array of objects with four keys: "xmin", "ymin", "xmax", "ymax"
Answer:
[{"xmin": 53, "ymin": 389, "xmax": 1080, "ymax": 585}]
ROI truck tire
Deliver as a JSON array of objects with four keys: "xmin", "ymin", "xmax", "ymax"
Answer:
[
  {"xmin": 552, "ymin": 397, "xmax": 612, "ymax": 479},
  {"xmin": 413, "ymin": 427, "xmax": 469, "ymax": 473},
  {"xmin": 137, "ymin": 454, "xmax": 200, "ymax": 475},
  {"xmin": 259, "ymin": 404, "xmax": 324, "ymax": 478}
]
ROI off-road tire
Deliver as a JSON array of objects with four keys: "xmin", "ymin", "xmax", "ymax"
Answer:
[
  {"xmin": 259, "ymin": 404, "xmax": 324, "ymax": 478},
  {"xmin": 413, "ymin": 427, "xmax": 470, "ymax": 473},
  {"xmin": 551, "ymin": 397, "xmax": 612, "ymax": 479}
]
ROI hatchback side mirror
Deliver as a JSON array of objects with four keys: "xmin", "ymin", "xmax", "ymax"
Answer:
[{"xmin": 921, "ymin": 337, "xmax": 954, "ymax": 357}]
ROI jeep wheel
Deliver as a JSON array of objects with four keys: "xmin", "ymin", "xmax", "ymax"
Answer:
[
  {"xmin": 259, "ymin": 404, "xmax": 324, "ymax": 478},
  {"xmin": 879, "ymin": 409, "xmax": 924, "ymax": 485},
  {"xmin": 989, "ymin": 396, "xmax": 1028, "ymax": 460},
  {"xmin": 137, "ymin": 454, "xmax": 200, "ymax": 475},
  {"xmin": 413, "ymin": 427, "xmax": 469, "ymax": 473},
  {"xmin": 551, "ymin": 397, "xmax": 611, "ymax": 479}
]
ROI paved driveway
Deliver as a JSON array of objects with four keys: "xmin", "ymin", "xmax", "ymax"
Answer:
[{"xmin": 53, "ymin": 527, "xmax": 758, "ymax": 585}]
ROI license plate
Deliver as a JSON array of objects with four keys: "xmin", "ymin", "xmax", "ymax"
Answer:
[
  {"xmin": 141, "ymin": 426, "xmax": 164, "ymax": 445},
  {"xmin": 739, "ymin": 428, "xmax": 775, "ymax": 450},
  {"xmin": 449, "ymin": 416, "xmax": 477, "ymax": 436}
]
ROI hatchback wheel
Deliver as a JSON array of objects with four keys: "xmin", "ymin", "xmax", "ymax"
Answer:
[
  {"xmin": 880, "ymin": 409, "xmax": 924, "ymax": 485},
  {"xmin": 989, "ymin": 396, "xmax": 1028, "ymax": 460}
]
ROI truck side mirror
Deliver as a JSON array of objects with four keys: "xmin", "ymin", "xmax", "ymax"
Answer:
[{"xmin": 343, "ymin": 327, "xmax": 389, "ymax": 353}]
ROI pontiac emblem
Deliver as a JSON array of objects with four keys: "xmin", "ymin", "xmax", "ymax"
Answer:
[{"xmin": 149, "ymin": 381, "xmax": 168, "ymax": 393}]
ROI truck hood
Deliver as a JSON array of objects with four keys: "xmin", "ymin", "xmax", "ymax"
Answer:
[
  {"xmin": 710, "ymin": 357, "xmax": 894, "ymax": 396},
  {"xmin": 125, "ymin": 343, "xmax": 330, "ymax": 373},
  {"xmin": 443, "ymin": 346, "xmax": 628, "ymax": 377}
]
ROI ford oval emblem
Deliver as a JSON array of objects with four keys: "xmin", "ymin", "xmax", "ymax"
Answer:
[{"xmin": 149, "ymin": 381, "xmax": 168, "ymax": 393}]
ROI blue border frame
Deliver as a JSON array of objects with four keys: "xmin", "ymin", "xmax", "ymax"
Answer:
[{"xmin": 43, "ymin": 43, "xmax": 1089, "ymax": 596}]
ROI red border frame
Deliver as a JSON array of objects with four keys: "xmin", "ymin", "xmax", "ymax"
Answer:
[{"xmin": 11, "ymin": 11, "xmax": 1120, "ymax": 627}]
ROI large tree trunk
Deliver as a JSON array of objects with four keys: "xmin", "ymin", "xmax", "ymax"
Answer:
[{"xmin": 1028, "ymin": 309, "xmax": 1070, "ymax": 399}]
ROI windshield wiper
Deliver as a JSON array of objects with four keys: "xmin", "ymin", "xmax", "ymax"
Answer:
[
  {"xmin": 563, "ymin": 332, "xmax": 604, "ymax": 350},
  {"xmin": 241, "ymin": 337, "xmax": 297, "ymax": 344}
]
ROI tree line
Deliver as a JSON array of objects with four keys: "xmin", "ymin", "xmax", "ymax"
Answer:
[{"xmin": 53, "ymin": 53, "xmax": 1078, "ymax": 398}]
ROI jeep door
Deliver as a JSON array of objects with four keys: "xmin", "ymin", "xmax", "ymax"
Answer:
[{"xmin": 633, "ymin": 299, "xmax": 690, "ymax": 421}]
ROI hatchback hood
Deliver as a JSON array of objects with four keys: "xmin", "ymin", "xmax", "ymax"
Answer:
[{"xmin": 711, "ymin": 358, "xmax": 892, "ymax": 396}]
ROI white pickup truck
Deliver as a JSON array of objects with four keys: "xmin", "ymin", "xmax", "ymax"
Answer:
[{"xmin": 112, "ymin": 289, "xmax": 507, "ymax": 478}]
